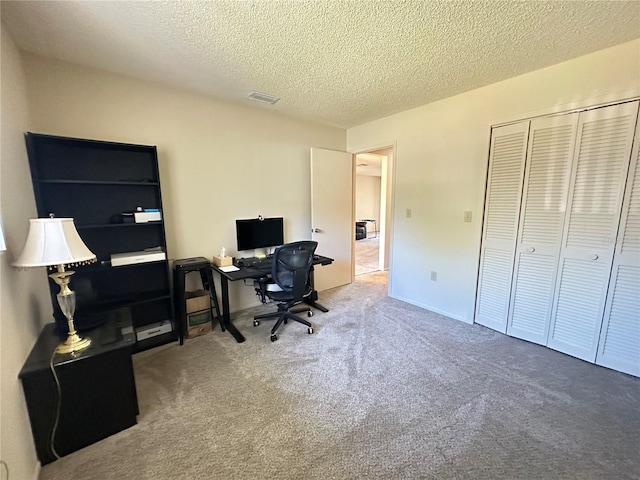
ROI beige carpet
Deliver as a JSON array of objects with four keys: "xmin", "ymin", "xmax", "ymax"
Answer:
[
  {"xmin": 39, "ymin": 272, "xmax": 640, "ymax": 480},
  {"xmin": 355, "ymin": 235, "xmax": 379, "ymax": 275}
]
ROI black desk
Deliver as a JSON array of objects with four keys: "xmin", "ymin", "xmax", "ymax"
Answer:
[
  {"xmin": 210, "ymin": 254, "xmax": 333, "ymax": 337},
  {"xmin": 19, "ymin": 310, "xmax": 138, "ymax": 464}
]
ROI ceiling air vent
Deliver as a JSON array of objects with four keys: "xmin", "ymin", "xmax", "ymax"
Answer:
[{"xmin": 248, "ymin": 91, "xmax": 280, "ymax": 105}]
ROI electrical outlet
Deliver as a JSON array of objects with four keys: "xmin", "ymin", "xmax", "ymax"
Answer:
[
  {"xmin": 406, "ymin": 208, "xmax": 412, "ymax": 218},
  {"xmin": 464, "ymin": 211, "xmax": 472, "ymax": 222},
  {"xmin": 430, "ymin": 271, "xmax": 437, "ymax": 281}
]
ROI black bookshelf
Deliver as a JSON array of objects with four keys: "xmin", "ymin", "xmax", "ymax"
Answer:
[{"xmin": 25, "ymin": 133, "xmax": 176, "ymax": 352}]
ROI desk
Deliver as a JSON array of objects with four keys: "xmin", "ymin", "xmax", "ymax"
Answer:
[
  {"xmin": 210, "ymin": 254, "xmax": 333, "ymax": 339},
  {"xmin": 19, "ymin": 309, "xmax": 138, "ymax": 464}
]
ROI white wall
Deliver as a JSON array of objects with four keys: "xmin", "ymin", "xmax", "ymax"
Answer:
[
  {"xmin": 355, "ymin": 175, "xmax": 380, "ymax": 229},
  {"xmin": 347, "ymin": 40, "xmax": 640, "ymax": 323},
  {"xmin": 22, "ymin": 54, "xmax": 345, "ymax": 311},
  {"xmin": 0, "ymin": 24, "xmax": 50, "ymax": 480}
]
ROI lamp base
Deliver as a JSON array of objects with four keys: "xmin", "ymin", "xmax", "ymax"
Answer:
[{"xmin": 56, "ymin": 332, "xmax": 91, "ymax": 354}]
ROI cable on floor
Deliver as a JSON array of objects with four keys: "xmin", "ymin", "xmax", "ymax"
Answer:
[{"xmin": 0, "ymin": 459, "xmax": 9, "ymax": 480}]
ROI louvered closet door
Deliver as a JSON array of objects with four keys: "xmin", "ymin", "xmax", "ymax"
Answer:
[
  {"xmin": 507, "ymin": 114, "xmax": 578, "ymax": 344},
  {"xmin": 475, "ymin": 122, "xmax": 529, "ymax": 332},
  {"xmin": 596, "ymin": 119, "xmax": 640, "ymax": 377},
  {"xmin": 548, "ymin": 101, "xmax": 639, "ymax": 362}
]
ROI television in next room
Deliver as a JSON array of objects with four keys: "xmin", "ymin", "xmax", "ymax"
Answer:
[{"xmin": 235, "ymin": 217, "xmax": 284, "ymax": 252}]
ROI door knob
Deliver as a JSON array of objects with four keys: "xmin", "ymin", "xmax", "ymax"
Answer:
[
  {"xmin": 589, "ymin": 254, "xmax": 599, "ymax": 261},
  {"xmin": 525, "ymin": 247, "xmax": 535, "ymax": 253},
  {"xmin": 312, "ymin": 228, "xmax": 323, "ymax": 233}
]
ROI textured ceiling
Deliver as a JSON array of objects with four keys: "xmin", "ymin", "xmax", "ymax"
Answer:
[{"xmin": 2, "ymin": 1, "xmax": 639, "ymax": 128}]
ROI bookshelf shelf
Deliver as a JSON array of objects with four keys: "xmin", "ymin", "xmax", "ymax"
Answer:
[{"xmin": 26, "ymin": 132, "xmax": 176, "ymax": 351}]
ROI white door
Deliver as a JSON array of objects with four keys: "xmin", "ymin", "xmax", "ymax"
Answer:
[
  {"xmin": 475, "ymin": 122, "xmax": 530, "ymax": 332},
  {"xmin": 311, "ymin": 147, "xmax": 353, "ymax": 291},
  {"xmin": 507, "ymin": 113, "xmax": 578, "ymax": 344},
  {"xmin": 596, "ymin": 119, "xmax": 640, "ymax": 377},
  {"xmin": 547, "ymin": 101, "xmax": 639, "ymax": 361}
]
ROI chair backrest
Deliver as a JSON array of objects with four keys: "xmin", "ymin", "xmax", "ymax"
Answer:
[{"xmin": 271, "ymin": 240, "xmax": 318, "ymax": 301}]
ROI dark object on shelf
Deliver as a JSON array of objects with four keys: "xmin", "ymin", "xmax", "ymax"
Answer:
[
  {"xmin": 25, "ymin": 132, "xmax": 176, "ymax": 352},
  {"xmin": 356, "ymin": 221, "xmax": 367, "ymax": 240},
  {"xmin": 19, "ymin": 311, "xmax": 138, "ymax": 465},
  {"xmin": 252, "ymin": 241, "xmax": 318, "ymax": 342},
  {"xmin": 110, "ymin": 212, "xmax": 135, "ymax": 224}
]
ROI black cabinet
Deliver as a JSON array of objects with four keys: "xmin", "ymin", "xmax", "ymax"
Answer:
[
  {"xmin": 25, "ymin": 133, "xmax": 176, "ymax": 351},
  {"xmin": 19, "ymin": 311, "xmax": 139, "ymax": 464}
]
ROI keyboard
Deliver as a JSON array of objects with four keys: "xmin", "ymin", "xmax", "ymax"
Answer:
[{"xmin": 237, "ymin": 256, "xmax": 272, "ymax": 270}]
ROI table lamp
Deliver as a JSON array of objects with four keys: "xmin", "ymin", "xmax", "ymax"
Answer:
[{"xmin": 14, "ymin": 217, "xmax": 97, "ymax": 354}]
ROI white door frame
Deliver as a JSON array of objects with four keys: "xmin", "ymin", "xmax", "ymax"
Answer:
[{"xmin": 351, "ymin": 142, "xmax": 396, "ymax": 288}]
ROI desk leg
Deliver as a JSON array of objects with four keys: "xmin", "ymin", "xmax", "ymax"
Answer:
[
  {"xmin": 304, "ymin": 293, "xmax": 329, "ymax": 312},
  {"xmin": 219, "ymin": 275, "xmax": 245, "ymax": 343},
  {"xmin": 305, "ymin": 266, "xmax": 329, "ymax": 312}
]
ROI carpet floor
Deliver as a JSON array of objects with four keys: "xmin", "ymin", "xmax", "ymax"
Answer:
[
  {"xmin": 355, "ymin": 235, "xmax": 379, "ymax": 276},
  {"xmin": 39, "ymin": 272, "xmax": 640, "ymax": 480}
]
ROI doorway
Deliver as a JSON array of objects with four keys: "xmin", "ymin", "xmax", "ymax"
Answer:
[{"xmin": 354, "ymin": 147, "xmax": 393, "ymax": 276}]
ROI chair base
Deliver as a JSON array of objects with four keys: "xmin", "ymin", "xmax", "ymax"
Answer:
[{"xmin": 253, "ymin": 304, "xmax": 314, "ymax": 340}]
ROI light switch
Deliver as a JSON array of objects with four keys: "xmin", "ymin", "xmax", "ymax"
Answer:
[
  {"xmin": 464, "ymin": 211, "xmax": 472, "ymax": 223},
  {"xmin": 406, "ymin": 208, "xmax": 412, "ymax": 218}
]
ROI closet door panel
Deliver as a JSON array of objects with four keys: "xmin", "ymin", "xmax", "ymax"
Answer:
[
  {"xmin": 548, "ymin": 101, "xmax": 639, "ymax": 361},
  {"xmin": 475, "ymin": 122, "xmax": 529, "ymax": 332},
  {"xmin": 551, "ymin": 258, "xmax": 610, "ymax": 352},
  {"xmin": 507, "ymin": 114, "xmax": 578, "ymax": 344},
  {"xmin": 596, "ymin": 122, "xmax": 640, "ymax": 377}
]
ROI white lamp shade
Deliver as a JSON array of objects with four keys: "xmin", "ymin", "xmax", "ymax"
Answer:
[{"xmin": 14, "ymin": 218, "xmax": 96, "ymax": 268}]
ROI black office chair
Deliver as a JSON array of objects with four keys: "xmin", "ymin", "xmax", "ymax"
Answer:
[{"xmin": 253, "ymin": 240, "xmax": 318, "ymax": 342}]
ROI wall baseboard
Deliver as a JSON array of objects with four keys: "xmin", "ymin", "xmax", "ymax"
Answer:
[{"xmin": 389, "ymin": 294, "xmax": 470, "ymax": 324}]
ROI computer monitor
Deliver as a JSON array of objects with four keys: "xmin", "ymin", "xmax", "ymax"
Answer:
[{"xmin": 235, "ymin": 217, "xmax": 284, "ymax": 252}]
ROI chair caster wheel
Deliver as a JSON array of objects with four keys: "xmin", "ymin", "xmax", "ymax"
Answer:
[
  {"xmin": 270, "ymin": 334, "xmax": 278, "ymax": 342},
  {"xmin": 253, "ymin": 320, "xmax": 260, "ymax": 327},
  {"xmin": 308, "ymin": 327, "xmax": 314, "ymax": 334},
  {"xmin": 307, "ymin": 311, "xmax": 313, "ymax": 317}
]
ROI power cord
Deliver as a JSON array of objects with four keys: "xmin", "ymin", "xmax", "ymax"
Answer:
[
  {"xmin": 0, "ymin": 460, "xmax": 9, "ymax": 480},
  {"xmin": 48, "ymin": 349, "xmax": 62, "ymax": 460}
]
